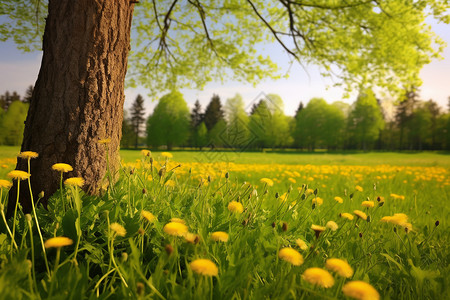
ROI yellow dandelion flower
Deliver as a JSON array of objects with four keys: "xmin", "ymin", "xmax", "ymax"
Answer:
[
  {"xmin": 64, "ymin": 177, "xmax": 84, "ymax": 187},
  {"xmin": 189, "ymin": 259, "xmax": 218, "ymax": 276},
  {"xmin": 334, "ymin": 196, "xmax": 344, "ymax": 203},
  {"xmin": 279, "ymin": 192, "xmax": 288, "ymax": 202},
  {"xmin": 325, "ymin": 258, "xmax": 354, "ymax": 278},
  {"xmin": 110, "ymin": 222, "xmax": 126, "ymax": 237},
  {"xmin": 165, "ymin": 180, "xmax": 176, "ymax": 187},
  {"xmin": 288, "ymin": 177, "xmax": 296, "ymax": 184},
  {"xmin": 170, "ymin": 218, "xmax": 185, "ymax": 224},
  {"xmin": 326, "ymin": 221, "xmax": 339, "ymax": 231},
  {"xmin": 381, "ymin": 213, "xmax": 411, "ymax": 230},
  {"xmin": 302, "ymin": 268, "xmax": 335, "ymax": 288},
  {"xmin": 52, "ymin": 163, "xmax": 73, "ymax": 173},
  {"xmin": 342, "ymin": 281, "xmax": 380, "ymax": 300},
  {"xmin": 44, "ymin": 237, "xmax": 73, "ymax": 249},
  {"xmin": 18, "ymin": 151, "xmax": 39, "ymax": 159},
  {"xmin": 278, "ymin": 247, "xmax": 304, "ymax": 266},
  {"xmin": 141, "ymin": 210, "xmax": 156, "ymax": 223},
  {"xmin": 7, "ymin": 170, "xmax": 30, "ymax": 180},
  {"xmin": 211, "ymin": 231, "xmax": 229, "ymax": 242},
  {"xmin": 184, "ymin": 232, "xmax": 200, "ymax": 244},
  {"xmin": 227, "ymin": 201, "xmax": 244, "ymax": 213},
  {"xmin": 390, "ymin": 193, "xmax": 405, "ymax": 200},
  {"xmin": 340, "ymin": 213, "xmax": 354, "ymax": 221},
  {"xmin": 141, "ymin": 150, "xmax": 151, "ymax": 157},
  {"xmin": 163, "ymin": 222, "xmax": 188, "ymax": 237},
  {"xmin": 361, "ymin": 201, "xmax": 374, "ymax": 208},
  {"xmin": 147, "ymin": 175, "xmax": 153, "ymax": 181},
  {"xmin": 353, "ymin": 210, "xmax": 367, "ymax": 221},
  {"xmin": 295, "ymin": 238, "xmax": 308, "ymax": 251},
  {"xmin": 312, "ymin": 197, "xmax": 323, "ymax": 206},
  {"xmin": 0, "ymin": 179, "xmax": 12, "ymax": 189},
  {"xmin": 305, "ymin": 188, "xmax": 314, "ymax": 195},
  {"xmin": 355, "ymin": 185, "xmax": 363, "ymax": 192},
  {"xmin": 98, "ymin": 138, "xmax": 111, "ymax": 144},
  {"xmin": 161, "ymin": 152, "xmax": 173, "ymax": 158},
  {"xmin": 311, "ymin": 224, "xmax": 326, "ymax": 233},
  {"xmin": 260, "ymin": 178, "xmax": 274, "ymax": 187}
]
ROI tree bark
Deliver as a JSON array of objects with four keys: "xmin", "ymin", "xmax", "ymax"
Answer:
[{"xmin": 7, "ymin": 0, "xmax": 135, "ymax": 216}]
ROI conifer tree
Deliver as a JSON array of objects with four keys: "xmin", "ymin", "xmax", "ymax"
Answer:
[
  {"xmin": 204, "ymin": 94, "xmax": 224, "ymax": 130},
  {"xmin": 130, "ymin": 94, "xmax": 146, "ymax": 148}
]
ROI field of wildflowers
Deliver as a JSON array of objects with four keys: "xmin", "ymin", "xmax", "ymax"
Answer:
[{"xmin": 0, "ymin": 148, "xmax": 448, "ymax": 299}]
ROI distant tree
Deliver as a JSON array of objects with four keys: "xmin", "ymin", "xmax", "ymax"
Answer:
[
  {"xmin": 425, "ymin": 99, "xmax": 441, "ymax": 149},
  {"xmin": 294, "ymin": 101, "xmax": 304, "ymax": 119},
  {"xmin": 146, "ymin": 91, "xmax": 190, "ymax": 150},
  {"xmin": 395, "ymin": 89, "xmax": 419, "ymax": 149},
  {"xmin": 204, "ymin": 94, "xmax": 224, "ymax": 130},
  {"xmin": 0, "ymin": 101, "xmax": 28, "ymax": 145},
  {"xmin": 130, "ymin": 94, "xmax": 146, "ymax": 148},
  {"xmin": 196, "ymin": 122, "xmax": 208, "ymax": 150},
  {"xmin": 190, "ymin": 100, "xmax": 204, "ymax": 128},
  {"xmin": 408, "ymin": 103, "xmax": 431, "ymax": 150},
  {"xmin": 347, "ymin": 89, "xmax": 385, "ymax": 151},
  {"xmin": 120, "ymin": 109, "xmax": 134, "ymax": 148},
  {"xmin": 23, "ymin": 85, "xmax": 34, "ymax": 103},
  {"xmin": 224, "ymin": 94, "xmax": 249, "ymax": 148},
  {"xmin": 249, "ymin": 100, "xmax": 262, "ymax": 116},
  {"xmin": 248, "ymin": 99, "xmax": 271, "ymax": 148},
  {"xmin": 0, "ymin": 91, "xmax": 21, "ymax": 111}
]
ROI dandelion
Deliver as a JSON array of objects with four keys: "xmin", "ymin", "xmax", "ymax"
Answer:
[
  {"xmin": 326, "ymin": 221, "xmax": 339, "ymax": 231},
  {"xmin": 44, "ymin": 237, "xmax": 73, "ymax": 249},
  {"xmin": 302, "ymin": 268, "xmax": 335, "ymax": 288},
  {"xmin": 361, "ymin": 201, "xmax": 374, "ymax": 208},
  {"xmin": 325, "ymin": 258, "xmax": 354, "ymax": 278},
  {"xmin": 110, "ymin": 222, "xmax": 127, "ymax": 237},
  {"xmin": 279, "ymin": 192, "xmax": 288, "ymax": 202},
  {"xmin": 334, "ymin": 196, "xmax": 344, "ymax": 203},
  {"xmin": 165, "ymin": 179, "xmax": 176, "ymax": 187},
  {"xmin": 228, "ymin": 201, "xmax": 244, "ymax": 213},
  {"xmin": 390, "ymin": 193, "xmax": 405, "ymax": 200},
  {"xmin": 184, "ymin": 233, "xmax": 200, "ymax": 244},
  {"xmin": 98, "ymin": 138, "xmax": 111, "ymax": 144},
  {"xmin": 353, "ymin": 210, "xmax": 367, "ymax": 221},
  {"xmin": 170, "ymin": 217, "xmax": 186, "ymax": 224},
  {"xmin": 311, "ymin": 224, "xmax": 326, "ymax": 238},
  {"xmin": 141, "ymin": 210, "xmax": 156, "ymax": 223},
  {"xmin": 260, "ymin": 178, "xmax": 274, "ymax": 187},
  {"xmin": 312, "ymin": 197, "xmax": 323, "ymax": 206},
  {"xmin": 305, "ymin": 188, "xmax": 315, "ymax": 195},
  {"xmin": 163, "ymin": 222, "xmax": 188, "ymax": 237},
  {"xmin": 0, "ymin": 179, "xmax": 12, "ymax": 189},
  {"xmin": 189, "ymin": 259, "xmax": 218, "ymax": 276},
  {"xmin": 295, "ymin": 238, "xmax": 308, "ymax": 250},
  {"xmin": 288, "ymin": 177, "xmax": 296, "ymax": 184},
  {"xmin": 278, "ymin": 247, "xmax": 304, "ymax": 266},
  {"xmin": 52, "ymin": 163, "xmax": 73, "ymax": 173},
  {"xmin": 8, "ymin": 170, "xmax": 30, "ymax": 180},
  {"xmin": 161, "ymin": 152, "xmax": 173, "ymax": 158},
  {"xmin": 381, "ymin": 213, "xmax": 412, "ymax": 231},
  {"xmin": 141, "ymin": 149, "xmax": 151, "ymax": 156},
  {"xmin": 211, "ymin": 231, "xmax": 229, "ymax": 242},
  {"xmin": 18, "ymin": 151, "xmax": 39, "ymax": 159},
  {"xmin": 340, "ymin": 213, "xmax": 354, "ymax": 221},
  {"xmin": 355, "ymin": 185, "xmax": 363, "ymax": 192},
  {"xmin": 64, "ymin": 177, "xmax": 84, "ymax": 187},
  {"xmin": 342, "ymin": 281, "xmax": 380, "ymax": 300}
]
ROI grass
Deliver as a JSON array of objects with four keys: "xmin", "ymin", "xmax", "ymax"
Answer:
[{"xmin": 0, "ymin": 147, "xmax": 449, "ymax": 299}]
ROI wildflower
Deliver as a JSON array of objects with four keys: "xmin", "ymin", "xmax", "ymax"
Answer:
[
  {"xmin": 64, "ymin": 177, "xmax": 84, "ymax": 187},
  {"xmin": 381, "ymin": 213, "xmax": 412, "ymax": 231},
  {"xmin": 361, "ymin": 201, "xmax": 374, "ymax": 208},
  {"xmin": 184, "ymin": 232, "xmax": 200, "ymax": 244},
  {"xmin": 7, "ymin": 170, "xmax": 30, "ymax": 180},
  {"xmin": 110, "ymin": 222, "xmax": 127, "ymax": 237},
  {"xmin": 325, "ymin": 258, "xmax": 354, "ymax": 278},
  {"xmin": 279, "ymin": 192, "xmax": 288, "ymax": 202},
  {"xmin": 340, "ymin": 213, "xmax": 354, "ymax": 221},
  {"xmin": 342, "ymin": 281, "xmax": 380, "ymax": 300},
  {"xmin": 355, "ymin": 185, "xmax": 363, "ymax": 192},
  {"xmin": 189, "ymin": 259, "xmax": 218, "ymax": 276},
  {"xmin": 18, "ymin": 151, "xmax": 39, "ymax": 159},
  {"xmin": 228, "ymin": 201, "xmax": 244, "ymax": 213},
  {"xmin": 390, "ymin": 193, "xmax": 405, "ymax": 200},
  {"xmin": 305, "ymin": 188, "xmax": 314, "ymax": 195},
  {"xmin": 312, "ymin": 197, "xmax": 323, "ymax": 206},
  {"xmin": 170, "ymin": 218, "xmax": 185, "ymax": 224},
  {"xmin": 141, "ymin": 210, "xmax": 156, "ymax": 223},
  {"xmin": 141, "ymin": 150, "xmax": 151, "ymax": 156},
  {"xmin": 353, "ymin": 210, "xmax": 367, "ymax": 221},
  {"xmin": 311, "ymin": 224, "xmax": 326, "ymax": 238},
  {"xmin": 334, "ymin": 196, "xmax": 344, "ymax": 203},
  {"xmin": 326, "ymin": 221, "xmax": 339, "ymax": 231},
  {"xmin": 0, "ymin": 179, "xmax": 12, "ymax": 189},
  {"xmin": 165, "ymin": 180, "xmax": 176, "ymax": 187},
  {"xmin": 295, "ymin": 238, "xmax": 308, "ymax": 250},
  {"xmin": 44, "ymin": 237, "xmax": 73, "ymax": 249},
  {"xmin": 98, "ymin": 138, "xmax": 111, "ymax": 144},
  {"xmin": 211, "ymin": 231, "xmax": 229, "ymax": 242},
  {"xmin": 260, "ymin": 178, "xmax": 274, "ymax": 187},
  {"xmin": 288, "ymin": 177, "xmax": 296, "ymax": 184},
  {"xmin": 52, "ymin": 163, "xmax": 73, "ymax": 173},
  {"xmin": 163, "ymin": 222, "xmax": 188, "ymax": 237},
  {"xmin": 302, "ymin": 268, "xmax": 335, "ymax": 288},
  {"xmin": 161, "ymin": 152, "xmax": 173, "ymax": 158},
  {"xmin": 278, "ymin": 247, "xmax": 304, "ymax": 266}
]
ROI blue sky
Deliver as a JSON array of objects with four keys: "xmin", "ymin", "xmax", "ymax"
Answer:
[{"xmin": 0, "ymin": 16, "xmax": 449, "ymax": 117}]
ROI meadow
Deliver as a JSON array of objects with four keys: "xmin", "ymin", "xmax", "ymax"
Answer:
[{"xmin": 0, "ymin": 147, "xmax": 449, "ymax": 299}]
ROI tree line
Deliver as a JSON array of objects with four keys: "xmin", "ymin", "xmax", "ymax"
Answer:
[{"xmin": 122, "ymin": 89, "xmax": 450, "ymax": 151}]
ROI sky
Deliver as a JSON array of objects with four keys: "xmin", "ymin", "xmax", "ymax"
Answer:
[{"xmin": 0, "ymin": 15, "xmax": 449, "ymax": 117}]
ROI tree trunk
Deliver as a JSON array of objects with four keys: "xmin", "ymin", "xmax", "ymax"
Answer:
[{"xmin": 7, "ymin": 0, "xmax": 135, "ymax": 217}]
